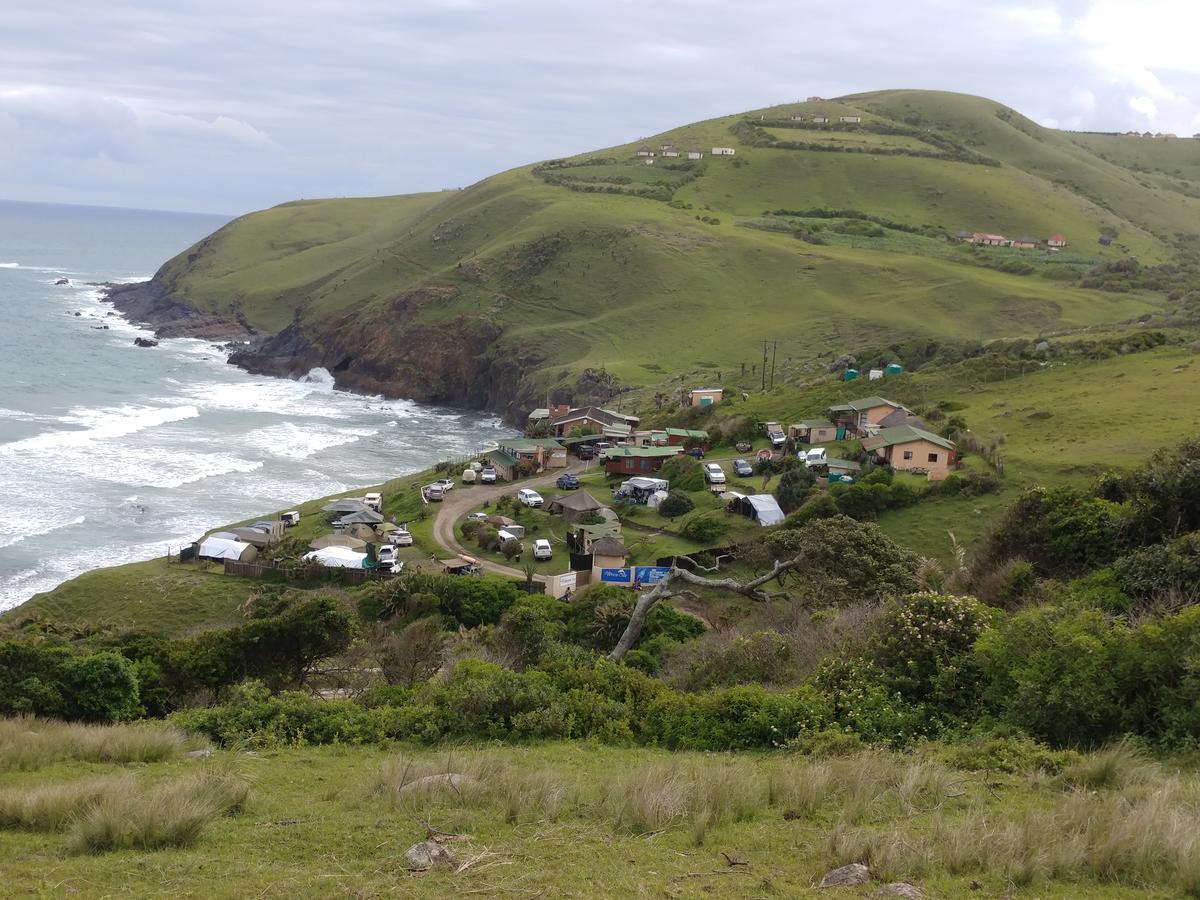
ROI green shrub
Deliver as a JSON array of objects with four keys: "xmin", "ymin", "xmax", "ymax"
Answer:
[
  {"xmin": 679, "ymin": 515, "xmax": 728, "ymax": 544},
  {"xmin": 657, "ymin": 490, "xmax": 695, "ymax": 518},
  {"xmin": 660, "ymin": 455, "xmax": 705, "ymax": 492},
  {"xmin": 774, "ymin": 466, "xmax": 815, "ymax": 513},
  {"xmin": 939, "ymin": 733, "xmax": 1079, "ymax": 773},
  {"xmin": 812, "ymin": 657, "xmax": 929, "ymax": 746},
  {"xmin": 642, "ymin": 683, "xmax": 831, "ymax": 750},
  {"xmin": 1113, "ymin": 532, "xmax": 1200, "ymax": 600},
  {"xmin": 62, "ymin": 653, "xmax": 141, "ymax": 723},
  {"xmin": 975, "ymin": 603, "xmax": 1128, "ymax": 746}
]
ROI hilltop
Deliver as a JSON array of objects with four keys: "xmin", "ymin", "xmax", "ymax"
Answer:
[{"xmin": 115, "ymin": 89, "xmax": 1199, "ymax": 424}]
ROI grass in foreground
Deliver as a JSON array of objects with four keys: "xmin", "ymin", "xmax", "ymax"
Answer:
[
  {"xmin": 0, "ymin": 716, "xmax": 204, "ymax": 771},
  {"xmin": 3, "ymin": 719, "xmax": 1197, "ymax": 898}
]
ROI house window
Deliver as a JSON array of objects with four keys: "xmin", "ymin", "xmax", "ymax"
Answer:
[
  {"xmin": 902, "ymin": 451, "xmax": 913, "ymax": 460},
  {"xmin": 928, "ymin": 453, "xmax": 939, "ymax": 463}
]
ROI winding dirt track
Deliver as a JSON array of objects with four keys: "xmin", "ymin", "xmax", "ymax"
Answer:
[{"xmin": 429, "ymin": 462, "xmax": 589, "ymax": 580}]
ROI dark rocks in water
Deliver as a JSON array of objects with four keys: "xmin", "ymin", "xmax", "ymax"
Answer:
[
  {"xmin": 91, "ymin": 325, "xmax": 110, "ymax": 330},
  {"xmin": 102, "ymin": 280, "xmax": 256, "ymax": 341},
  {"xmin": 55, "ymin": 278, "xmax": 70, "ymax": 285},
  {"xmin": 73, "ymin": 311, "xmax": 82, "ymax": 317},
  {"xmin": 133, "ymin": 337, "xmax": 159, "ymax": 348}
]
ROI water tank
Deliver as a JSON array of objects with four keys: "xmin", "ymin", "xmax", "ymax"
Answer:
[
  {"xmin": 885, "ymin": 363, "xmax": 904, "ymax": 376},
  {"xmin": 843, "ymin": 368, "xmax": 859, "ymax": 382}
]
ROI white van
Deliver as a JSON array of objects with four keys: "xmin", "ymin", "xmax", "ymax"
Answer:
[
  {"xmin": 281, "ymin": 511, "xmax": 300, "ymax": 528},
  {"xmin": 803, "ymin": 447, "xmax": 828, "ymax": 468},
  {"xmin": 363, "ymin": 492, "xmax": 382, "ymax": 512}
]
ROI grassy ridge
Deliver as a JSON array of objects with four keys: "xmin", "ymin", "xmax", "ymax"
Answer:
[{"xmin": 148, "ymin": 89, "xmax": 1188, "ymax": 410}]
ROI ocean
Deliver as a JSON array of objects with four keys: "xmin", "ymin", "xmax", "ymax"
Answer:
[{"xmin": 0, "ymin": 200, "xmax": 510, "ymax": 611}]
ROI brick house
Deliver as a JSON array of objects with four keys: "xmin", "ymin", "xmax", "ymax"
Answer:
[
  {"xmin": 828, "ymin": 397, "xmax": 908, "ymax": 436},
  {"xmin": 603, "ymin": 446, "xmax": 684, "ymax": 476},
  {"xmin": 861, "ymin": 425, "xmax": 957, "ymax": 480}
]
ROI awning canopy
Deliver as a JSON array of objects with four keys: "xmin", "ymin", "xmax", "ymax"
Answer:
[
  {"xmin": 303, "ymin": 546, "xmax": 367, "ymax": 568},
  {"xmin": 198, "ymin": 537, "xmax": 257, "ymax": 562}
]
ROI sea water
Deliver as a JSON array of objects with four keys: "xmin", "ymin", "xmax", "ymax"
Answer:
[{"xmin": 0, "ymin": 199, "xmax": 510, "ymax": 610}]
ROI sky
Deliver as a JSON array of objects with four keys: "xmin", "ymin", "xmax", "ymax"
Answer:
[{"xmin": 2, "ymin": 0, "xmax": 1199, "ymax": 215}]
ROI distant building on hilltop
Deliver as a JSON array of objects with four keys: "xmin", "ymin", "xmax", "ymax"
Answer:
[
  {"xmin": 1011, "ymin": 236, "xmax": 1038, "ymax": 250},
  {"xmin": 790, "ymin": 111, "xmax": 805, "ymax": 121},
  {"xmin": 807, "ymin": 96, "xmax": 824, "ymax": 101},
  {"xmin": 1047, "ymin": 234, "xmax": 1067, "ymax": 248},
  {"xmin": 636, "ymin": 146, "xmax": 654, "ymax": 157},
  {"xmin": 711, "ymin": 147, "xmax": 736, "ymax": 156},
  {"xmin": 812, "ymin": 115, "xmax": 829, "ymax": 124},
  {"xmin": 972, "ymin": 232, "xmax": 1009, "ymax": 247},
  {"xmin": 840, "ymin": 115, "xmax": 862, "ymax": 124},
  {"xmin": 687, "ymin": 148, "xmax": 704, "ymax": 159}
]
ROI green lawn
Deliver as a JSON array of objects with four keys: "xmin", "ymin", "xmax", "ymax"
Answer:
[{"xmin": 2, "ymin": 735, "xmax": 1190, "ymax": 899}]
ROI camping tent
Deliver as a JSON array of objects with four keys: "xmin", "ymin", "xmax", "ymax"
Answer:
[
  {"xmin": 375, "ymin": 522, "xmax": 400, "ymax": 534},
  {"xmin": 309, "ymin": 534, "xmax": 367, "ymax": 550},
  {"xmin": 547, "ymin": 490, "xmax": 605, "ymax": 524},
  {"xmin": 303, "ymin": 546, "xmax": 367, "ymax": 569},
  {"xmin": 198, "ymin": 537, "xmax": 258, "ymax": 563},
  {"xmin": 622, "ymin": 477, "xmax": 669, "ymax": 493},
  {"xmin": 727, "ymin": 494, "xmax": 785, "ymax": 527},
  {"xmin": 232, "ymin": 526, "xmax": 276, "ymax": 547},
  {"xmin": 345, "ymin": 523, "xmax": 379, "ymax": 542},
  {"xmin": 486, "ymin": 515, "xmax": 515, "ymax": 528},
  {"xmin": 323, "ymin": 499, "xmax": 371, "ymax": 514},
  {"xmin": 337, "ymin": 510, "xmax": 384, "ymax": 525},
  {"xmin": 646, "ymin": 490, "xmax": 669, "ymax": 510}
]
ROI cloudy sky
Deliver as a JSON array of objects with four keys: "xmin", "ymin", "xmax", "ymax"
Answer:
[{"xmin": 3, "ymin": 0, "xmax": 1198, "ymax": 215}]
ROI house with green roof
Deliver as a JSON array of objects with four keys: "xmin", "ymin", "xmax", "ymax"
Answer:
[
  {"xmin": 861, "ymin": 425, "xmax": 956, "ymax": 481},
  {"xmin": 485, "ymin": 448, "xmax": 519, "ymax": 482},
  {"xmin": 497, "ymin": 436, "xmax": 568, "ymax": 470},
  {"xmin": 603, "ymin": 445, "xmax": 684, "ymax": 476}
]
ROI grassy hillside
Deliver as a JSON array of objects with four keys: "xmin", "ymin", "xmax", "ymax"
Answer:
[{"xmin": 146, "ymin": 90, "xmax": 1194, "ymax": 418}]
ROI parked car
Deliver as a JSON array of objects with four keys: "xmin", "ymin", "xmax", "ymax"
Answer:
[
  {"xmin": 424, "ymin": 484, "xmax": 444, "ymax": 501},
  {"xmin": 803, "ymin": 447, "xmax": 828, "ymax": 468},
  {"xmin": 732, "ymin": 458, "xmax": 753, "ymax": 477},
  {"xmin": 377, "ymin": 545, "xmax": 397, "ymax": 567},
  {"xmin": 686, "ymin": 446, "xmax": 705, "ymax": 459},
  {"xmin": 576, "ymin": 444, "xmax": 594, "ymax": 460},
  {"xmin": 389, "ymin": 526, "xmax": 413, "ymax": 546},
  {"xmin": 433, "ymin": 478, "xmax": 454, "ymax": 492},
  {"xmin": 703, "ymin": 462, "xmax": 726, "ymax": 485},
  {"xmin": 466, "ymin": 511, "xmax": 490, "ymax": 522},
  {"xmin": 594, "ymin": 442, "xmax": 614, "ymax": 459},
  {"xmin": 480, "ymin": 466, "xmax": 497, "ymax": 484},
  {"xmin": 517, "ymin": 488, "xmax": 544, "ymax": 508},
  {"xmin": 556, "ymin": 473, "xmax": 580, "ymax": 490},
  {"xmin": 533, "ymin": 538, "xmax": 553, "ymax": 561}
]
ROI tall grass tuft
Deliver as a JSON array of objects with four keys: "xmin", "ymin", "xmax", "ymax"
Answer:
[
  {"xmin": 0, "ymin": 775, "xmax": 135, "ymax": 830},
  {"xmin": 0, "ymin": 717, "xmax": 203, "ymax": 771},
  {"xmin": 65, "ymin": 771, "xmax": 249, "ymax": 854},
  {"xmin": 1061, "ymin": 740, "xmax": 1158, "ymax": 791}
]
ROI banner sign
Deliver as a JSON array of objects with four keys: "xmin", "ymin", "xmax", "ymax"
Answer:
[
  {"xmin": 634, "ymin": 566, "xmax": 672, "ymax": 585},
  {"xmin": 600, "ymin": 568, "xmax": 632, "ymax": 583}
]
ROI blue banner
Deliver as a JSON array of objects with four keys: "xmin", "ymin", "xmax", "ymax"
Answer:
[
  {"xmin": 600, "ymin": 568, "xmax": 632, "ymax": 583},
  {"xmin": 634, "ymin": 566, "xmax": 672, "ymax": 585}
]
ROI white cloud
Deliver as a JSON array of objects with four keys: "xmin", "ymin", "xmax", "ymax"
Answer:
[{"xmin": 0, "ymin": 0, "xmax": 1198, "ymax": 213}]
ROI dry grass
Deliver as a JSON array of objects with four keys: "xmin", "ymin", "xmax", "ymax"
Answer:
[
  {"xmin": 65, "ymin": 770, "xmax": 249, "ymax": 854},
  {"xmin": 0, "ymin": 717, "xmax": 203, "ymax": 771},
  {"xmin": 1060, "ymin": 740, "xmax": 1159, "ymax": 791},
  {"xmin": 0, "ymin": 774, "xmax": 135, "ymax": 830}
]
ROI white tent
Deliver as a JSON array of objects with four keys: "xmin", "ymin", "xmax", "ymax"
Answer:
[
  {"xmin": 303, "ymin": 546, "xmax": 367, "ymax": 569},
  {"xmin": 646, "ymin": 490, "xmax": 669, "ymax": 510},
  {"xmin": 623, "ymin": 477, "xmax": 669, "ymax": 493},
  {"xmin": 198, "ymin": 536, "xmax": 258, "ymax": 562},
  {"xmin": 745, "ymin": 494, "xmax": 785, "ymax": 527}
]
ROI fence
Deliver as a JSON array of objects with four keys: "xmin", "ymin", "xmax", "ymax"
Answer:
[{"xmin": 222, "ymin": 559, "xmax": 383, "ymax": 585}]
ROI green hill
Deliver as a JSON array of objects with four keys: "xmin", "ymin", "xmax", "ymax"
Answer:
[{"xmin": 138, "ymin": 90, "xmax": 1197, "ymax": 421}]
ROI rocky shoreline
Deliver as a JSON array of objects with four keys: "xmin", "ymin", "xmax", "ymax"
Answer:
[
  {"xmin": 100, "ymin": 281, "xmax": 532, "ymax": 427},
  {"xmin": 99, "ymin": 281, "xmax": 258, "ymax": 342}
]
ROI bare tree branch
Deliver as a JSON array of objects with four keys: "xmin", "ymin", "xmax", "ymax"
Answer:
[{"xmin": 606, "ymin": 555, "xmax": 803, "ymax": 661}]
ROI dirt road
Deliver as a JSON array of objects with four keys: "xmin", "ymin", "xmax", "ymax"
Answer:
[{"xmin": 429, "ymin": 463, "xmax": 588, "ymax": 580}]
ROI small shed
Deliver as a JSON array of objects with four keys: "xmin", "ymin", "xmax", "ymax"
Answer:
[
  {"xmin": 689, "ymin": 388, "xmax": 723, "ymax": 407},
  {"xmin": 548, "ymin": 490, "xmax": 606, "ymax": 524},
  {"xmin": 711, "ymin": 147, "xmax": 737, "ymax": 156},
  {"xmin": 687, "ymin": 148, "xmax": 703, "ymax": 159}
]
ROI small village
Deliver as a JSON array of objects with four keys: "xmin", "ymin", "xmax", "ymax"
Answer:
[{"xmin": 187, "ymin": 374, "xmax": 958, "ymax": 600}]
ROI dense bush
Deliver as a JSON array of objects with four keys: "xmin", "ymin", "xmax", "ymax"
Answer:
[
  {"xmin": 764, "ymin": 516, "xmax": 920, "ymax": 604},
  {"xmin": 657, "ymin": 490, "xmax": 695, "ymax": 518},
  {"xmin": 1112, "ymin": 532, "xmax": 1200, "ymax": 600},
  {"xmin": 659, "ymin": 455, "xmax": 705, "ymax": 492},
  {"xmin": 679, "ymin": 515, "xmax": 728, "ymax": 544},
  {"xmin": 0, "ymin": 643, "xmax": 140, "ymax": 723},
  {"xmin": 774, "ymin": 466, "xmax": 815, "ymax": 513}
]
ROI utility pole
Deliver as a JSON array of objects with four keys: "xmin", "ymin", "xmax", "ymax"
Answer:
[
  {"xmin": 770, "ymin": 340, "xmax": 778, "ymax": 391},
  {"xmin": 761, "ymin": 341, "xmax": 768, "ymax": 392}
]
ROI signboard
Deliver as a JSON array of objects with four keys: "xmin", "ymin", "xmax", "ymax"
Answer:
[
  {"xmin": 600, "ymin": 568, "xmax": 632, "ymax": 584},
  {"xmin": 558, "ymin": 571, "xmax": 577, "ymax": 592},
  {"xmin": 634, "ymin": 566, "xmax": 672, "ymax": 585}
]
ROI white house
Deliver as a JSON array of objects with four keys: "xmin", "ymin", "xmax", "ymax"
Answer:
[
  {"xmin": 790, "ymin": 112, "xmax": 804, "ymax": 121},
  {"xmin": 840, "ymin": 115, "xmax": 862, "ymax": 124},
  {"xmin": 662, "ymin": 148, "xmax": 679, "ymax": 158},
  {"xmin": 636, "ymin": 146, "xmax": 654, "ymax": 157},
  {"xmin": 660, "ymin": 140, "xmax": 675, "ymax": 151},
  {"xmin": 711, "ymin": 147, "xmax": 736, "ymax": 156},
  {"xmin": 687, "ymin": 148, "xmax": 704, "ymax": 159},
  {"xmin": 812, "ymin": 115, "xmax": 829, "ymax": 124},
  {"xmin": 1047, "ymin": 234, "xmax": 1067, "ymax": 248}
]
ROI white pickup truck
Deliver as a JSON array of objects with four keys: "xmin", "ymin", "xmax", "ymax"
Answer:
[{"xmin": 764, "ymin": 421, "xmax": 786, "ymax": 448}]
